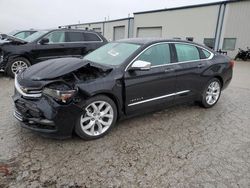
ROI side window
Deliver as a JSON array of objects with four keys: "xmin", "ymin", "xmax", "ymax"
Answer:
[
  {"xmin": 202, "ymin": 49, "xmax": 211, "ymax": 59},
  {"xmin": 136, "ymin": 43, "xmax": 171, "ymax": 66},
  {"xmin": 84, "ymin": 33, "xmax": 101, "ymax": 42},
  {"xmin": 175, "ymin": 43, "xmax": 200, "ymax": 62},
  {"xmin": 46, "ymin": 31, "xmax": 65, "ymax": 43},
  {"xmin": 67, "ymin": 32, "xmax": 84, "ymax": 42}
]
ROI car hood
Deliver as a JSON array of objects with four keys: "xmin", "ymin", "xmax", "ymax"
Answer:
[{"xmin": 21, "ymin": 57, "xmax": 112, "ymax": 81}]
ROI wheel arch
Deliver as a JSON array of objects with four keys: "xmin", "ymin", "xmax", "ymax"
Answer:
[
  {"xmin": 91, "ymin": 92, "xmax": 122, "ymax": 119},
  {"xmin": 8, "ymin": 55, "xmax": 31, "ymax": 64},
  {"xmin": 214, "ymin": 75, "xmax": 224, "ymax": 88}
]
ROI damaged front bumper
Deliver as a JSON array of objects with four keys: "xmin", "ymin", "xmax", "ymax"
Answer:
[{"xmin": 12, "ymin": 92, "xmax": 83, "ymax": 139}]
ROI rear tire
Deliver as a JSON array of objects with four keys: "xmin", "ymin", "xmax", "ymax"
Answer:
[
  {"xmin": 200, "ymin": 78, "xmax": 222, "ymax": 108},
  {"xmin": 6, "ymin": 57, "xmax": 31, "ymax": 78},
  {"xmin": 75, "ymin": 95, "xmax": 117, "ymax": 140}
]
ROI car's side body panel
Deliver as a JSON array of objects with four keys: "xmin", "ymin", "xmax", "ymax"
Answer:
[
  {"xmin": 0, "ymin": 29, "xmax": 107, "ymax": 72},
  {"xmin": 11, "ymin": 39, "xmax": 233, "ymax": 138}
]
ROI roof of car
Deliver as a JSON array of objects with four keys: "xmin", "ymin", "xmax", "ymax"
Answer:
[
  {"xmin": 52, "ymin": 28, "xmax": 99, "ymax": 33},
  {"xmin": 116, "ymin": 38, "xmax": 214, "ymax": 52},
  {"xmin": 117, "ymin": 38, "xmax": 197, "ymax": 45}
]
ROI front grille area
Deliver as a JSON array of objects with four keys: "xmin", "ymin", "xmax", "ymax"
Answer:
[
  {"xmin": 15, "ymin": 76, "xmax": 42, "ymax": 98},
  {"xmin": 15, "ymin": 100, "xmax": 42, "ymax": 118},
  {"xmin": 14, "ymin": 110, "xmax": 23, "ymax": 121}
]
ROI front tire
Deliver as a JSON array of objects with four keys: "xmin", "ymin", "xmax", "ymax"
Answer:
[
  {"xmin": 75, "ymin": 95, "xmax": 117, "ymax": 140},
  {"xmin": 6, "ymin": 57, "xmax": 31, "ymax": 78},
  {"xmin": 200, "ymin": 78, "xmax": 222, "ymax": 108}
]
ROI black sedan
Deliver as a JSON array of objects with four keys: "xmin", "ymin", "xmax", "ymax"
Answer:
[{"xmin": 13, "ymin": 39, "xmax": 233, "ymax": 140}]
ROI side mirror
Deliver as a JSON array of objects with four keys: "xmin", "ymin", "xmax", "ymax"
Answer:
[
  {"xmin": 129, "ymin": 60, "xmax": 151, "ymax": 71},
  {"xmin": 39, "ymin": 38, "xmax": 49, "ymax": 45}
]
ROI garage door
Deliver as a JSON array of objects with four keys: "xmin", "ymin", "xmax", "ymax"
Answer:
[
  {"xmin": 113, "ymin": 26, "xmax": 125, "ymax": 41},
  {"xmin": 137, "ymin": 27, "xmax": 162, "ymax": 38}
]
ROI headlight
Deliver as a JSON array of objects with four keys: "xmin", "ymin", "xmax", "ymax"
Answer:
[{"xmin": 43, "ymin": 84, "xmax": 77, "ymax": 103}]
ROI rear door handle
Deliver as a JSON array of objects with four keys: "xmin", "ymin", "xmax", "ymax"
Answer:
[
  {"xmin": 197, "ymin": 64, "xmax": 205, "ymax": 68},
  {"xmin": 164, "ymin": 68, "xmax": 175, "ymax": 73}
]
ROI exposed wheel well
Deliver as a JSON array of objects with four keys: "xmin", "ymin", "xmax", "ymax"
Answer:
[
  {"xmin": 92, "ymin": 93, "xmax": 121, "ymax": 118},
  {"xmin": 7, "ymin": 55, "xmax": 31, "ymax": 65},
  {"xmin": 214, "ymin": 76, "xmax": 223, "ymax": 88}
]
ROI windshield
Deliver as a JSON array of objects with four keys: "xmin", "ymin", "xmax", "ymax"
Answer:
[
  {"xmin": 24, "ymin": 30, "xmax": 49, "ymax": 42},
  {"xmin": 84, "ymin": 42, "xmax": 141, "ymax": 66}
]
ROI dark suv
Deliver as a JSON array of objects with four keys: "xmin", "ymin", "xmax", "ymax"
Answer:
[{"xmin": 0, "ymin": 29, "xmax": 107, "ymax": 77}]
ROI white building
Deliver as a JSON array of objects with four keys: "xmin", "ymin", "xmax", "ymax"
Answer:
[{"xmin": 63, "ymin": 0, "xmax": 250, "ymax": 58}]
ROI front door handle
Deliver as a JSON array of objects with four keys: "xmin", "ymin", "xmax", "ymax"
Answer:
[
  {"xmin": 165, "ymin": 68, "xmax": 175, "ymax": 73},
  {"xmin": 197, "ymin": 64, "xmax": 205, "ymax": 68}
]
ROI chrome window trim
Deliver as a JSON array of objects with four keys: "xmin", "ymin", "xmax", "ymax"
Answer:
[
  {"xmin": 37, "ymin": 31, "xmax": 103, "ymax": 44},
  {"xmin": 128, "ymin": 90, "xmax": 190, "ymax": 106},
  {"xmin": 125, "ymin": 41, "xmax": 214, "ymax": 71}
]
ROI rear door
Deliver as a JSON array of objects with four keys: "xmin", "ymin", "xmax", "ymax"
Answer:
[
  {"xmin": 65, "ymin": 31, "xmax": 104, "ymax": 58},
  {"xmin": 173, "ymin": 43, "xmax": 213, "ymax": 103},
  {"xmin": 124, "ymin": 43, "xmax": 176, "ymax": 115}
]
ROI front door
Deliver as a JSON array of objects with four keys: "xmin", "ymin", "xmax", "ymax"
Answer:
[
  {"xmin": 124, "ymin": 43, "xmax": 176, "ymax": 115},
  {"xmin": 33, "ymin": 31, "xmax": 69, "ymax": 62}
]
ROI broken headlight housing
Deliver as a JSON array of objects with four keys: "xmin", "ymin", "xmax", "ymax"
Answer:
[{"xmin": 43, "ymin": 83, "xmax": 77, "ymax": 104}]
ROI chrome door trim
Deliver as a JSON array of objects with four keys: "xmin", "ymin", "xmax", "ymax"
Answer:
[
  {"xmin": 128, "ymin": 90, "xmax": 190, "ymax": 106},
  {"xmin": 125, "ymin": 41, "xmax": 214, "ymax": 71}
]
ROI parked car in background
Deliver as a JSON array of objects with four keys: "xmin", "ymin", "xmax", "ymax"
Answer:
[
  {"xmin": 0, "ymin": 28, "xmax": 107, "ymax": 77},
  {"xmin": 13, "ymin": 39, "xmax": 233, "ymax": 140},
  {"xmin": 9, "ymin": 30, "xmax": 38, "ymax": 40}
]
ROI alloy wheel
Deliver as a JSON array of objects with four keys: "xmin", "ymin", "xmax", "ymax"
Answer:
[
  {"xmin": 11, "ymin": 60, "xmax": 28, "ymax": 74},
  {"xmin": 206, "ymin": 81, "xmax": 221, "ymax": 105},
  {"xmin": 80, "ymin": 101, "xmax": 114, "ymax": 136}
]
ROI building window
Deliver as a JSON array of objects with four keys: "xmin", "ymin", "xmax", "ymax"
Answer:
[
  {"xmin": 203, "ymin": 38, "xmax": 215, "ymax": 50},
  {"xmin": 222, "ymin": 38, "xmax": 236, "ymax": 50},
  {"xmin": 186, "ymin": 37, "xmax": 194, "ymax": 42}
]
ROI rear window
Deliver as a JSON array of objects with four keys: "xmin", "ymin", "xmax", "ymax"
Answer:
[
  {"xmin": 84, "ymin": 32, "xmax": 101, "ymax": 42},
  {"xmin": 202, "ymin": 49, "xmax": 211, "ymax": 58},
  {"xmin": 175, "ymin": 43, "xmax": 200, "ymax": 62},
  {"xmin": 67, "ymin": 32, "xmax": 84, "ymax": 42}
]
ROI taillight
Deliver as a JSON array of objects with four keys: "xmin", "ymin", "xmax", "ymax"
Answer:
[{"xmin": 229, "ymin": 60, "xmax": 235, "ymax": 68}]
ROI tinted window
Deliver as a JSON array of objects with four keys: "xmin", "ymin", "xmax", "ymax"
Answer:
[
  {"xmin": 175, "ymin": 43, "xmax": 200, "ymax": 62},
  {"xmin": 46, "ymin": 31, "xmax": 65, "ymax": 43},
  {"xmin": 137, "ymin": 43, "xmax": 171, "ymax": 66},
  {"xmin": 25, "ymin": 30, "xmax": 49, "ymax": 42},
  {"xmin": 84, "ymin": 32, "xmax": 101, "ymax": 41},
  {"xmin": 67, "ymin": 32, "xmax": 84, "ymax": 42},
  {"xmin": 84, "ymin": 42, "xmax": 140, "ymax": 65}
]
